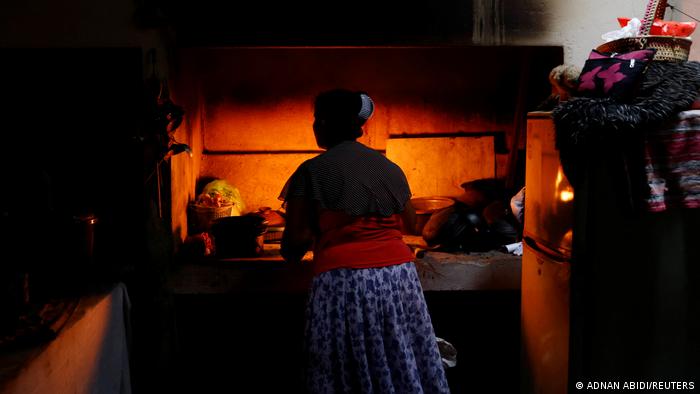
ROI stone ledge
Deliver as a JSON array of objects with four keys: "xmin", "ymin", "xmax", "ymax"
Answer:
[
  {"xmin": 169, "ymin": 249, "xmax": 521, "ymax": 294},
  {"xmin": 416, "ymin": 251, "xmax": 521, "ymax": 291}
]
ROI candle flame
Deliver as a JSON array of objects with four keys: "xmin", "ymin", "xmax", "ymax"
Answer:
[{"xmin": 559, "ymin": 189, "xmax": 574, "ymax": 202}]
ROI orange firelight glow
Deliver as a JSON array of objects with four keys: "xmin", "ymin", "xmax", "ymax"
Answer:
[
  {"xmin": 171, "ymin": 47, "xmax": 562, "ymax": 232},
  {"xmin": 555, "ymin": 167, "xmax": 574, "ymax": 202},
  {"xmin": 559, "ymin": 190, "xmax": 574, "ymax": 202}
]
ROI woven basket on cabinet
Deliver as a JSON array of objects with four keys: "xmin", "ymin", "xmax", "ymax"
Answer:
[
  {"xmin": 596, "ymin": 0, "xmax": 691, "ymax": 62},
  {"xmin": 188, "ymin": 203, "xmax": 234, "ymax": 234}
]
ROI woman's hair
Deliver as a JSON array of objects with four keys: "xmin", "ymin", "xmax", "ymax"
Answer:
[{"xmin": 314, "ymin": 89, "xmax": 373, "ymax": 145}]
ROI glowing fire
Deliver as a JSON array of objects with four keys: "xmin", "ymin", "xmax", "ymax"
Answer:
[
  {"xmin": 559, "ymin": 190, "xmax": 574, "ymax": 202},
  {"xmin": 555, "ymin": 167, "xmax": 574, "ymax": 202}
]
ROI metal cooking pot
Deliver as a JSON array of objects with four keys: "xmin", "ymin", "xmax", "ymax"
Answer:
[
  {"xmin": 410, "ymin": 196, "xmax": 455, "ymax": 235},
  {"xmin": 210, "ymin": 215, "xmax": 268, "ymax": 258}
]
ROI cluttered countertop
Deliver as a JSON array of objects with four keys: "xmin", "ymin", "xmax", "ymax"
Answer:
[
  {"xmin": 171, "ymin": 178, "xmax": 523, "ymax": 294},
  {"xmin": 169, "ymin": 235, "xmax": 521, "ymax": 294}
]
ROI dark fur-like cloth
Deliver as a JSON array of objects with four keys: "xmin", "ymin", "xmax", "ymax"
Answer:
[{"xmin": 552, "ymin": 61, "xmax": 700, "ymax": 186}]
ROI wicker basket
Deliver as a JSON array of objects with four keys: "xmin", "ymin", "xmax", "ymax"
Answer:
[
  {"xmin": 596, "ymin": 0, "xmax": 691, "ymax": 62},
  {"xmin": 188, "ymin": 203, "xmax": 234, "ymax": 234},
  {"xmin": 597, "ymin": 36, "xmax": 691, "ymax": 62}
]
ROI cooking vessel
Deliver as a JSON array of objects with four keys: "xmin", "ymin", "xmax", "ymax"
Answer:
[
  {"xmin": 210, "ymin": 215, "xmax": 268, "ymax": 257},
  {"xmin": 410, "ymin": 196, "xmax": 455, "ymax": 235}
]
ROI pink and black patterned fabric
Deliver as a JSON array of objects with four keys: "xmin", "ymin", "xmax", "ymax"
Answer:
[
  {"xmin": 577, "ymin": 49, "xmax": 656, "ymax": 101},
  {"xmin": 644, "ymin": 109, "xmax": 700, "ymax": 212}
]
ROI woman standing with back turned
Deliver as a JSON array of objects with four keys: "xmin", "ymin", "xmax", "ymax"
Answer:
[{"xmin": 280, "ymin": 89, "xmax": 450, "ymax": 393}]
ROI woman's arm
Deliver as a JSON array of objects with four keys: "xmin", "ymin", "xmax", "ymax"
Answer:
[{"xmin": 281, "ymin": 197, "xmax": 315, "ymax": 264}]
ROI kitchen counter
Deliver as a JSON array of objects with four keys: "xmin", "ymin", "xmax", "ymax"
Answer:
[
  {"xmin": 169, "ymin": 238, "xmax": 522, "ymax": 393},
  {"xmin": 170, "ymin": 244, "xmax": 314, "ymax": 294},
  {"xmin": 169, "ymin": 237, "xmax": 521, "ymax": 294}
]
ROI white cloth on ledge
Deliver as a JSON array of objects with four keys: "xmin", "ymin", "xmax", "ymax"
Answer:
[{"xmin": 0, "ymin": 283, "xmax": 132, "ymax": 394}]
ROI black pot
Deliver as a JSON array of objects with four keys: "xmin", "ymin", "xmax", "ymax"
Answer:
[{"xmin": 211, "ymin": 215, "xmax": 268, "ymax": 258}]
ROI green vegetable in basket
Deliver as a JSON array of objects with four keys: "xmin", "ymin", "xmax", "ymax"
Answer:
[{"xmin": 200, "ymin": 179, "xmax": 246, "ymax": 213}]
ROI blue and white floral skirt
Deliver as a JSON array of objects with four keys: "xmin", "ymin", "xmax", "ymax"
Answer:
[{"xmin": 305, "ymin": 262, "xmax": 450, "ymax": 394}]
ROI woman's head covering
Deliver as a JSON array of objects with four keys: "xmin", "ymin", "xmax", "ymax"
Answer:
[
  {"xmin": 315, "ymin": 90, "xmax": 374, "ymax": 122},
  {"xmin": 358, "ymin": 93, "xmax": 375, "ymax": 122},
  {"xmin": 313, "ymin": 89, "xmax": 375, "ymax": 147}
]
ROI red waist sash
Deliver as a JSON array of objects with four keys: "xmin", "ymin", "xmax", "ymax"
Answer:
[{"xmin": 313, "ymin": 211, "xmax": 415, "ymax": 275}]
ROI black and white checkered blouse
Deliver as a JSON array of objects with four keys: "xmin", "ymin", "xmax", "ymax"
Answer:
[{"xmin": 279, "ymin": 141, "xmax": 412, "ymax": 216}]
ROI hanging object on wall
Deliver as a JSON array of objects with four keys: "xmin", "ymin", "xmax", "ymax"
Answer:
[
  {"xmin": 155, "ymin": 80, "xmax": 184, "ymax": 136},
  {"xmin": 154, "ymin": 79, "xmax": 189, "ymax": 159},
  {"xmin": 143, "ymin": 49, "xmax": 189, "ymax": 218},
  {"xmin": 143, "ymin": 48, "xmax": 187, "ymax": 159}
]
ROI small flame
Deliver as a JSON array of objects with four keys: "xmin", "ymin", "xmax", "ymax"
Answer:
[
  {"xmin": 555, "ymin": 168, "xmax": 564, "ymax": 189},
  {"xmin": 559, "ymin": 189, "xmax": 574, "ymax": 202},
  {"xmin": 556, "ymin": 166, "xmax": 573, "ymax": 202}
]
